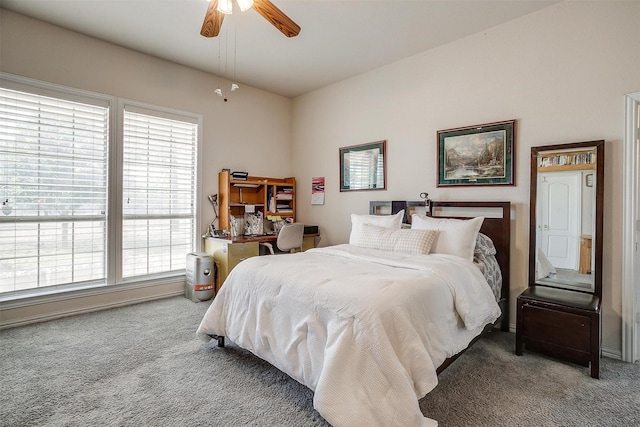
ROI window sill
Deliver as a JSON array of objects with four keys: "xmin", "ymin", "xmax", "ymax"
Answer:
[{"xmin": 0, "ymin": 273, "xmax": 185, "ymax": 311}]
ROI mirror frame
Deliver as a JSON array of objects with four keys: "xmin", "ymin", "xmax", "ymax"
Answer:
[{"xmin": 528, "ymin": 140, "xmax": 604, "ymax": 298}]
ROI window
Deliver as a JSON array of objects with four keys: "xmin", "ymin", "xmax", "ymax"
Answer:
[
  {"xmin": 122, "ymin": 108, "xmax": 198, "ymax": 278},
  {"xmin": 0, "ymin": 76, "xmax": 200, "ymax": 297},
  {"xmin": 0, "ymin": 87, "xmax": 109, "ymax": 293}
]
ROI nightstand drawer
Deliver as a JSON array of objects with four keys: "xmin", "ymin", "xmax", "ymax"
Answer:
[{"xmin": 521, "ymin": 303, "xmax": 591, "ymax": 353}]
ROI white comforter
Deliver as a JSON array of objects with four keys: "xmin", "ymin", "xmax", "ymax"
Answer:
[{"xmin": 196, "ymin": 244, "xmax": 501, "ymax": 427}]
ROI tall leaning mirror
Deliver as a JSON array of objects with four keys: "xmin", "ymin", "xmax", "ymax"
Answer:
[{"xmin": 529, "ymin": 140, "xmax": 604, "ymax": 297}]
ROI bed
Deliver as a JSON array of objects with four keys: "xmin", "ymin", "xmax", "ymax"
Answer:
[{"xmin": 197, "ymin": 201, "xmax": 511, "ymax": 427}]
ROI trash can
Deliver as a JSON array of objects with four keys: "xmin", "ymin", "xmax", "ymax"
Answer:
[{"xmin": 185, "ymin": 252, "xmax": 215, "ymax": 302}]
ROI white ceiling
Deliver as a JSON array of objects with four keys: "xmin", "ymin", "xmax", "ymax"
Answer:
[{"xmin": 0, "ymin": 0, "xmax": 558, "ymax": 98}]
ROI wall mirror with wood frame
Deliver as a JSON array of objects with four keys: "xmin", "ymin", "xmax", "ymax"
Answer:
[
  {"xmin": 529, "ymin": 140, "xmax": 604, "ymax": 296},
  {"xmin": 339, "ymin": 140, "xmax": 386, "ymax": 192}
]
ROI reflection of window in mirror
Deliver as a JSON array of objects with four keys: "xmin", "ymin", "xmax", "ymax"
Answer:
[{"xmin": 340, "ymin": 141, "xmax": 386, "ymax": 191}]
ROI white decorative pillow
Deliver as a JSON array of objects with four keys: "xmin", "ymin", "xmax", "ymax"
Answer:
[
  {"xmin": 355, "ymin": 224, "xmax": 439, "ymax": 255},
  {"xmin": 349, "ymin": 210, "xmax": 404, "ymax": 244},
  {"xmin": 411, "ymin": 214, "xmax": 484, "ymax": 262}
]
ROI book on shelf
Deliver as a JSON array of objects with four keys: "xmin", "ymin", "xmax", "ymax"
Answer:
[
  {"xmin": 276, "ymin": 187, "xmax": 294, "ymax": 200},
  {"xmin": 276, "ymin": 201, "xmax": 293, "ymax": 213},
  {"xmin": 231, "ymin": 171, "xmax": 248, "ymax": 180},
  {"xmin": 539, "ymin": 152, "xmax": 594, "ymax": 167}
]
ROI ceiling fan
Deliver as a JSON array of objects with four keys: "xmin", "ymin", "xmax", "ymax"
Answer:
[{"xmin": 201, "ymin": 0, "xmax": 301, "ymax": 38}]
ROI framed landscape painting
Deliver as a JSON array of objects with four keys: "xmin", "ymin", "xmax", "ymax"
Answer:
[{"xmin": 437, "ymin": 120, "xmax": 516, "ymax": 187}]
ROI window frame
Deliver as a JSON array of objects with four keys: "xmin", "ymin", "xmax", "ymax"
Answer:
[{"xmin": 115, "ymin": 99, "xmax": 203, "ymax": 284}]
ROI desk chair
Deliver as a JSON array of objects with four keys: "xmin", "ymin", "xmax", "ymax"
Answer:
[{"xmin": 261, "ymin": 222, "xmax": 305, "ymax": 255}]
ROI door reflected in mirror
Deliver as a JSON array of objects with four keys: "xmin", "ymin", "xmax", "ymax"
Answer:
[{"xmin": 530, "ymin": 141, "xmax": 604, "ymax": 295}]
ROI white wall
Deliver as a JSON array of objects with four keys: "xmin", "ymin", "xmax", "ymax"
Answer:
[
  {"xmin": 0, "ymin": 10, "xmax": 292, "ymax": 326},
  {"xmin": 292, "ymin": 1, "xmax": 640, "ymax": 355}
]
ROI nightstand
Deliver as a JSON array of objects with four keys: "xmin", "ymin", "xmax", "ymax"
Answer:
[{"xmin": 515, "ymin": 285, "xmax": 601, "ymax": 379}]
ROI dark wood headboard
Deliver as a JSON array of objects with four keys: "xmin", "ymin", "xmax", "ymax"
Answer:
[
  {"xmin": 430, "ymin": 201, "xmax": 511, "ymax": 333},
  {"xmin": 369, "ymin": 200, "xmax": 511, "ymax": 332}
]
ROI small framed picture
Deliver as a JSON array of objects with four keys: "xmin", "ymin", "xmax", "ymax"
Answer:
[{"xmin": 586, "ymin": 173, "xmax": 593, "ymax": 187}]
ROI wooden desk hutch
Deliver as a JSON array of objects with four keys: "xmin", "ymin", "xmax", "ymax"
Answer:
[{"xmin": 218, "ymin": 170, "xmax": 296, "ymax": 232}]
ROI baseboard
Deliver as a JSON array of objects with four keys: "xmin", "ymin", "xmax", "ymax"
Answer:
[
  {"xmin": 0, "ymin": 279, "xmax": 184, "ymax": 330},
  {"xmin": 602, "ymin": 346, "xmax": 622, "ymax": 361},
  {"xmin": 1, "ymin": 296, "xmax": 627, "ymax": 362}
]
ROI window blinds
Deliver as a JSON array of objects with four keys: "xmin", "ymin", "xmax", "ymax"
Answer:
[
  {"xmin": 0, "ymin": 88, "xmax": 109, "ymax": 292},
  {"xmin": 122, "ymin": 109, "xmax": 197, "ymax": 278},
  {"xmin": 347, "ymin": 150, "xmax": 384, "ymax": 189}
]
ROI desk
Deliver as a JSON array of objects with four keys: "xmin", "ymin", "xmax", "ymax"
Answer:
[{"xmin": 204, "ymin": 233, "xmax": 319, "ymax": 288}]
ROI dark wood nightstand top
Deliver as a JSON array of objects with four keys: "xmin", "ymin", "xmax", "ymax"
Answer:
[{"xmin": 519, "ymin": 286, "xmax": 600, "ymax": 312}]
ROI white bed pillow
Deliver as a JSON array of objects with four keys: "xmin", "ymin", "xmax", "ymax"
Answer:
[
  {"xmin": 349, "ymin": 210, "xmax": 404, "ymax": 244},
  {"xmin": 355, "ymin": 224, "xmax": 439, "ymax": 255},
  {"xmin": 410, "ymin": 214, "xmax": 484, "ymax": 262}
]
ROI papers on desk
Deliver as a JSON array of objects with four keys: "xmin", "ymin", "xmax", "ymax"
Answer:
[
  {"xmin": 267, "ymin": 216, "xmax": 290, "ymax": 233},
  {"xmin": 244, "ymin": 212, "xmax": 263, "ymax": 235}
]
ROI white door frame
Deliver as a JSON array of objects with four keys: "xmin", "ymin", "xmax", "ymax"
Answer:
[{"xmin": 622, "ymin": 92, "xmax": 640, "ymax": 363}]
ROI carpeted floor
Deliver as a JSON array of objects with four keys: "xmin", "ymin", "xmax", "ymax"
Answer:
[{"xmin": 0, "ymin": 296, "xmax": 638, "ymax": 427}]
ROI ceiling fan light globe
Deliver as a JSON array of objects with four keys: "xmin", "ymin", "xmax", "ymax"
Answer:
[
  {"xmin": 236, "ymin": 0, "xmax": 254, "ymax": 12},
  {"xmin": 217, "ymin": 0, "xmax": 233, "ymax": 15}
]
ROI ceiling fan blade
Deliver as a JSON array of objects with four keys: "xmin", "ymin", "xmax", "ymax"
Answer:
[
  {"xmin": 201, "ymin": 0, "xmax": 225, "ymax": 38},
  {"xmin": 252, "ymin": 0, "xmax": 301, "ymax": 38}
]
